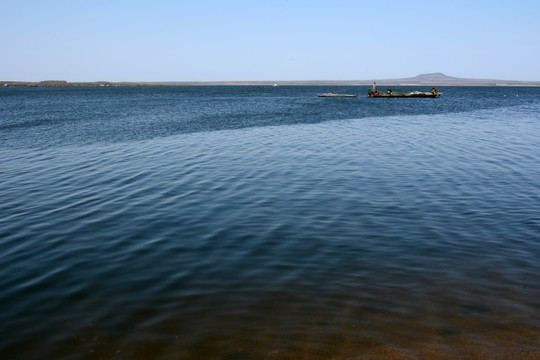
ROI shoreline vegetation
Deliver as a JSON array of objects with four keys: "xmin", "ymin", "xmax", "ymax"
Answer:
[{"xmin": 2, "ymin": 73, "xmax": 540, "ymax": 87}]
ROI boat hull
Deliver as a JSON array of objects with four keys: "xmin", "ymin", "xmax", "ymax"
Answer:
[
  {"xmin": 318, "ymin": 93, "xmax": 358, "ymax": 98},
  {"xmin": 368, "ymin": 93, "xmax": 440, "ymax": 98}
]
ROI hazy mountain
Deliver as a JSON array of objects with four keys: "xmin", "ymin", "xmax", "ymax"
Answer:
[
  {"xmin": 395, "ymin": 72, "xmax": 471, "ymax": 83},
  {"xmin": 380, "ymin": 72, "xmax": 508, "ymax": 85}
]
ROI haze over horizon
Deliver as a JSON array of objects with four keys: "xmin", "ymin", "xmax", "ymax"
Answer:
[{"xmin": 2, "ymin": 0, "xmax": 539, "ymax": 82}]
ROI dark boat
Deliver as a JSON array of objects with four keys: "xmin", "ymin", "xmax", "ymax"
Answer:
[
  {"xmin": 367, "ymin": 91, "xmax": 440, "ymax": 98},
  {"xmin": 318, "ymin": 93, "xmax": 358, "ymax": 98}
]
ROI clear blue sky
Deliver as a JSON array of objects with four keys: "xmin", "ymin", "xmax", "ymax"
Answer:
[{"xmin": 2, "ymin": 0, "xmax": 539, "ymax": 82}]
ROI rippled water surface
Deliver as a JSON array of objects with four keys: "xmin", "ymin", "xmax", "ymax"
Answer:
[{"xmin": 1, "ymin": 86, "xmax": 540, "ymax": 359}]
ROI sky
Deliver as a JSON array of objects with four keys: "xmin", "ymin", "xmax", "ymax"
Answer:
[{"xmin": 2, "ymin": 0, "xmax": 539, "ymax": 82}]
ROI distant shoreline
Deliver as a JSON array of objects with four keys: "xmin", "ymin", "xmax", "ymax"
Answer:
[
  {"xmin": 3, "ymin": 74, "xmax": 540, "ymax": 88},
  {"xmin": 3, "ymin": 82, "xmax": 540, "ymax": 87},
  {"xmin": 4, "ymin": 81, "xmax": 540, "ymax": 88}
]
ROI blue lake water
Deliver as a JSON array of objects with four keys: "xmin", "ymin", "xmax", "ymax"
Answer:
[{"xmin": 1, "ymin": 86, "xmax": 539, "ymax": 359}]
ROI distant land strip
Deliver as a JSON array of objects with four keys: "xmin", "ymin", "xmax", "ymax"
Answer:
[{"xmin": 2, "ymin": 73, "xmax": 540, "ymax": 87}]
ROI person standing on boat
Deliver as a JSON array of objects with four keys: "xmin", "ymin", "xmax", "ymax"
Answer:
[
  {"xmin": 368, "ymin": 82, "xmax": 378, "ymax": 96},
  {"xmin": 431, "ymin": 87, "xmax": 437, "ymax": 95}
]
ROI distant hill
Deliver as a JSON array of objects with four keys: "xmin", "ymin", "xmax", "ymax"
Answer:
[
  {"xmin": 3, "ymin": 73, "xmax": 539, "ymax": 87},
  {"xmin": 394, "ymin": 72, "xmax": 472, "ymax": 83},
  {"xmin": 375, "ymin": 72, "xmax": 528, "ymax": 86}
]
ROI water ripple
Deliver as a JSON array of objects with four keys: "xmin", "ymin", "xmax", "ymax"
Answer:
[{"xmin": 1, "ymin": 90, "xmax": 540, "ymax": 358}]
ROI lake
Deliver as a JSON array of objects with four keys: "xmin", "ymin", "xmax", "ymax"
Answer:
[{"xmin": 1, "ymin": 85, "xmax": 539, "ymax": 359}]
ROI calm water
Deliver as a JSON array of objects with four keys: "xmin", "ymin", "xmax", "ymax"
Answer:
[{"xmin": 1, "ymin": 86, "xmax": 539, "ymax": 359}]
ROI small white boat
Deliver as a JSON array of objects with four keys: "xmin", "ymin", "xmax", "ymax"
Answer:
[{"xmin": 318, "ymin": 93, "xmax": 358, "ymax": 98}]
